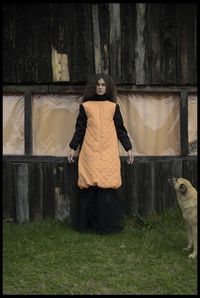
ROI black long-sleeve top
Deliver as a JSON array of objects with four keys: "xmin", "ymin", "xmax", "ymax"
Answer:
[{"xmin": 69, "ymin": 103, "xmax": 132, "ymax": 152}]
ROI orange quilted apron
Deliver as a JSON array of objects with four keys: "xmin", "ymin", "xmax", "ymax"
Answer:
[{"xmin": 78, "ymin": 100, "xmax": 122, "ymax": 189}]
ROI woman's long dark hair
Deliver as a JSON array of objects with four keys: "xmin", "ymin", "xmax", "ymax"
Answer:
[{"xmin": 82, "ymin": 73, "xmax": 117, "ymax": 102}]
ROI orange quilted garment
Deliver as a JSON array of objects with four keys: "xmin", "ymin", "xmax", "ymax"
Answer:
[{"xmin": 78, "ymin": 100, "xmax": 122, "ymax": 189}]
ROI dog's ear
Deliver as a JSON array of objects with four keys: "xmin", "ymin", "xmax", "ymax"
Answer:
[{"xmin": 179, "ymin": 183, "xmax": 187, "ymax": 194}]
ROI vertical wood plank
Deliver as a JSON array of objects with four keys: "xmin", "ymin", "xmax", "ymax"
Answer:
[
  {"xmin": 67, "ymin": 3, "xmax": 95, "ymax": 83},
  {"xmin": 15, "ymin": 4, "xmax": 38, "ymax": 83},
  {"xmin": 135, "ymin": 3, "xmax": 147, "ymax": 85},
  {"xmin": 92, "ymin": 4, "xmax": 102, "ymax": 74},
  {"xmin": 53, "ymin": 164, "xmax": 70, "ymax": 222},
  {"xmin": 49, "ymin": 3, "xmax": 70, "ymax": 82},
  {"xmin": 120, "ymin": 3, "xmax": 136, "ymax": 84},
  {"xmin": 176, "ymin": 3, "xmax": 197, "ymax": 85},
  {"xmin": 120, "ymin": 160, "xmax": 127, "ymax": 214},
  {"xmin": 138, "ymin": 162, "xmax": 155, "ymax": 217},
  {"xmin": 28, "ymin": 163, "xmax": 43, "ymax": 221},
  {"xmin": 182, "ymin": 159, "xmax": 197, "ymax": 189},
  {"xmin": 169, "ymin": 158, "xmax": 182, "ymax": 208},
  {"xmin": 42, "ymin": 163, "xmax": 55, "ymax": 219},
  {"xmin": 109, "ymin": 3, "xmax": 121, "ymax": 83},
  {"xmin": 14, "ymin": 163, "xmax": 29, "ymax": 223},
  {"xmin": 125, "ymin": 160, "xmax": 140, "ymax": 216},
  {"xmin": 3, "ymin": 162, "xmax": 16, "ymax": 222},
  {"xmin": 160, "ymin": 4, "xmax": 177, "ymax": 85},
  {"xmin": 146, "ymin": 3, "xmax": 161, "ymax": 85},
  {"xmin": 66, "ymin": 160, "xmax": 79, "ymax": 222},
  {"xmin": 36, "ymin": 3, "xmax": 52, "ymax": 83},
  {"xmin": 3, "ymin": 4, "xmax": 17, "ymax": 83},
  {"xmin": 98, "ymin": 3, "xmax": 109, "ymax": 74}
]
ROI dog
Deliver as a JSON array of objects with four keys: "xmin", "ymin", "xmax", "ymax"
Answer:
[{"xmin": 168, "ymin": 177, "xmax": 197, "ymax": 259}]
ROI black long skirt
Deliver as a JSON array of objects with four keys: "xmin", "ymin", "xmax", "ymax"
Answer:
[{"xmin": 71, "ymin": 186, "xmax": 125, "ymax": 234}]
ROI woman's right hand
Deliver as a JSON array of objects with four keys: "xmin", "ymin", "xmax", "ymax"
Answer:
[{"xmin": 68, "ymin": 147, "xmax": 76, "ymax": 163}]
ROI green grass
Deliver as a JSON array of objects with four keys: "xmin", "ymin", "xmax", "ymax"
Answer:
[{"xmin": 3, "ymin": 207, "xmax": 197, "ymax": 295}]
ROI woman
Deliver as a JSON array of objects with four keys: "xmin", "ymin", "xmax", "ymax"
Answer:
[{"xmin": 68, "ymin": 73, "xmax": 134, "ymax": 233}]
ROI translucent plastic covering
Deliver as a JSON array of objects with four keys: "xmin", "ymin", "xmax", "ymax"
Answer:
[
  {"xmin": 32, "ymin": 92, "xmax": 180, "ymax": 156},
  {"xmin": 3, "ymin": 94, "xmax": 24, "ymax": 155},
  {"xmin": 117, "ymin": 92, "xmax": 180, "ymax": 156},
  {"xmin": 188, "ymin": 94, "xmax": 197, "ymax": 155},
  {"xmin": 32, "ymin": 94, "xmax": 82, "ymax": 156}
]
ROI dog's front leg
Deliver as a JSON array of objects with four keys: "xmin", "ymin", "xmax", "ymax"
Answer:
[
  {"xmin": 183, "ymin": 223, "xmax": 193, "ymax": 251},
  {"xmin": 188, "ymin": 226, "xmax": 197, "ymax": 259}
]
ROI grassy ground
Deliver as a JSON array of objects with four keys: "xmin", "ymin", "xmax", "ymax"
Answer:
[{"xmin": 3, "ymin": 207, "xmax": 197, "ymax": 295}]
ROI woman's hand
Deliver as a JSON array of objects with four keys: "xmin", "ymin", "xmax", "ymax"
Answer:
[
  {"xmin": 127, "ymin": 149, "xmax": 134, "ymax": 165},
  {"xmin": 68, "ymin": 148, "xmax": 76, "ymax": 163}
]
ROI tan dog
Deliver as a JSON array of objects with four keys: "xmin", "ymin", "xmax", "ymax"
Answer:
[{"xmin": 168, "ymin": 177, "xmax": 197, "ymax": 259}]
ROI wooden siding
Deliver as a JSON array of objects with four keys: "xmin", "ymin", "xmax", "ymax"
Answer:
[
  {"xmin": 3, "ymin": 3, "xmax": 197, "ymax": 85},
  {"xmin": 3, "ymin": 157, "xmax": 197, "ymax": 223}
]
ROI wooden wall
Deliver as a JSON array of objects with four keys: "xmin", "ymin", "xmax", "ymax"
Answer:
[
  {"xmin": 3, "ymin": 3, "xmax": 197, "ymax": 85},
  {"xmin": 3, "ymin": 3, "xmax": 197, "ymax": 223},
  {"xmin": 3, "ymin": 157, "xmax": 197, "ymax": 223}
]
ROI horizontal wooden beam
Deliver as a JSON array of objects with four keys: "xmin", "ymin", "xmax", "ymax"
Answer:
[{"xmin": 3, "ymin": 84, "xmax": 197, "ymax": 93}]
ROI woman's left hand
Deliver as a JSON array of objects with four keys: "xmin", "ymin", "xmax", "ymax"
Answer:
[
  {"xmin": 68, "ymin": 148, "xmax": 76, "ymax": 163},
  {"xmin": 127, "ymin": 149, "xmax": 134, "ymax": 165}
]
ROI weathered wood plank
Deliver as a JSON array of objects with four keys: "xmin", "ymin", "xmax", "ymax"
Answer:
[
  {"xmin": 49, "ymin": 3, "xmax": 70, "ymax": 82},
  {"xmin": 28, "ymin": 163, "xmax": 43, "ymax": 221},
  {"xmin": 98, "ymin": 3, "xmax": 109, "ymax": 74},
  {"xmin": 13, "ymin": 163, "xmax": 29, "ymax": 223},
  {"xmin": 160, "ymin": 4, "xmax": 177, "ymax": 85},
  {"xmin": 125, "ymin": 160, "xmax": 140, "ymax": 216},
  {"xmin": 120, "ymin": 3, "xmax": 136, "ymax": 84},
  {"xmin": 135, "ymin": 3, "xmax": 147, "ymax": 85},
  {"xmin": 65, "ymin": 161, "xmax": 79, "ymax": 222},
  {"xmin": 3, "ymin": 162, "xmax": 16, "ymax": 222},
  {"xmin": 120, "ymin": 161, "xmax": 127, "ymax": 213},
  {"xmin": 3, "ymin": 4, "xmax": 17, "ymax": 83},
  {"xmin": 137, "ymin": 162, "xmax": 155, "ymax": 217},
  {"xmin": 36, "ymin": 3, "xmax": 52, "ymax": 83},
  {"xmin": 42, "ymin": 163, "xmax": 55, "ymax": 219},
  {"xmin": 3, "ymin": 157, "xmax": 197, "ymax": 222},
  {"xmin": 15, "ymin": 4, "xmax": 38, "ymax": 83},
  {"xmin": 176, "ymin": 3, "xmax": 197, "ymax": 85},
  {"xmin": 53, "ymin": 164, "xmax": 70, "ymax": 222},
  {"xmin": 146, "ymin": 3, "xmax": 161, "ymax": 85},
  {"xmin": 182, "ymin": 159, "xmax": 197, "ymax": 189},
  {"xmin": 67, "ymin": 3, "xmax": 95, "ymax": 83},
  {"xmin": 92, "ymin": 4, "xmax": 102, "ymax": 74},
  {"xmin": 168, "ymin": 158, "xmax": 183, "ymax": 207},
  {"xmin": 109, "ymin": 3, "xmax": 121, "ymax": 83}
]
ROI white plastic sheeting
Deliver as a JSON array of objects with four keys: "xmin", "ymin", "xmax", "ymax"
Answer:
[
  {"xmin": 3, "ymin": 92, "xmax": 191, "ymax": 156},
  {"xmin": 32, "ymin": 94, "xmax": 82, "ymax": 156},
  {"xmin": 3, "ymin": 94, "xmax": 24, "ymax": 155},
  {"xmin": 117, "ymin": 92, "xmax": 180, "ymax": 155}
]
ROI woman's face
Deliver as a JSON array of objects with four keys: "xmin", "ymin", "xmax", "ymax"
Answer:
[{"xmin": 96, "ymin": 78, "xmax": 106, "ymax": 95}]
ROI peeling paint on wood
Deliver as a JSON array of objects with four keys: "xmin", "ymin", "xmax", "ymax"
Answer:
[{"xmin": 51, "ymin": 46, "xmax": 70, "ymax": 81}]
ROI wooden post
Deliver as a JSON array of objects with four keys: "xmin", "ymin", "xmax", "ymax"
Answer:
[
  {"xmin": 180, "ymin": 90, "xmax": 189, "ymax": 156},
  {"xmin": 24, "ymin": 91, "xmax": 32, "ymax": 156}
]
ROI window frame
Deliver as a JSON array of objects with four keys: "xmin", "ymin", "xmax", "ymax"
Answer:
[{"xmin": 3, "ymin": 85, "xmax": 197, "ymax": 160}]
